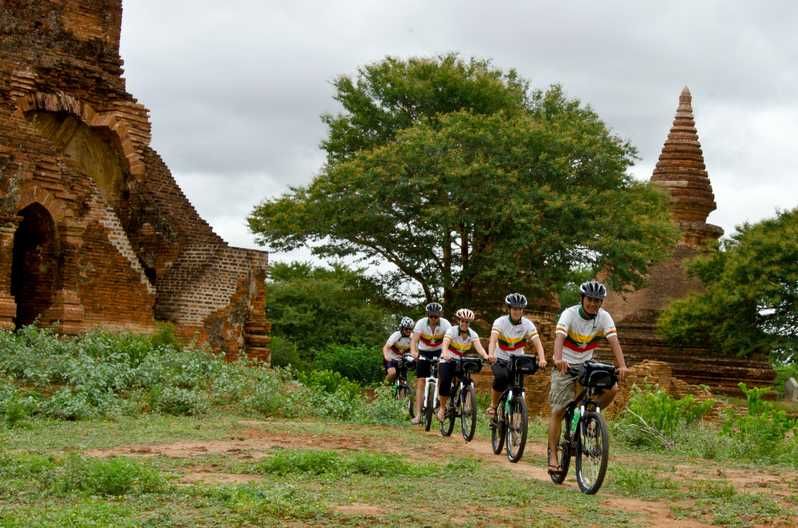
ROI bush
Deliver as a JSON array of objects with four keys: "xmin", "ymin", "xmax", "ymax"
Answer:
[
  {"xmin": 52, "ymin": 456, "xmax": 168, "ymax": 496},
  {"xmin": 614, "ymin": 386, "xmax": 714, "ymax": 449},
  {"xmin": 719, "ymin": 383, "xmax": 797, "ymax": 462},
  {"xmin": 269, "ymin": 336, "xmax": 306, "ymax": 370},
  {"xmin": 151, "ymin": 387, "xmax": 209, "ymax": 416},
  {"xmin": 313, "ymin": 344, "xmax": 383, "ymax": 385}
]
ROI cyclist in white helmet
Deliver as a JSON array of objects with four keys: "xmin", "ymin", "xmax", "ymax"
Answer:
[
  {"xmin": 410, "ymin": 302, "xmax": 451, "ymax": 424},
  {"xmin": 547, "ymin": 280, "xmax": 629, "ymax": 474},
  {"xmin": 437, "ymin": 308, "xmax": 489, "ymax": 422},
  {"xmin": 382, "ymin": 316, "xmax": 414, "ymax": 383},
  {"xmin": 487, "ymin": 293, "xmax": 547, "ymax": 416}
]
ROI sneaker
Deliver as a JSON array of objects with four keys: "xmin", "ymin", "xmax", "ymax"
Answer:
[{"xmin": 410, "ymin": 416, "xmax": 420, "ymax": 425}]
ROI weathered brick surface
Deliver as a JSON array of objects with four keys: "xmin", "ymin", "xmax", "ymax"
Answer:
[{"xmin": 0, "ymin": 0, "xmax": 269, "ymax": 360}]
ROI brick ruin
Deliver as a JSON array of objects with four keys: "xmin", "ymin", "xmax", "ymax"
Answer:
[{"xmin": 0, "ymin": 0, "xmax": 270, "ymax": 361}]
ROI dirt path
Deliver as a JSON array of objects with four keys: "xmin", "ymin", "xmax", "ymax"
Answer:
[{"xmin": 84, "ymin": 420, "xmax": 795, "ymax": 527}]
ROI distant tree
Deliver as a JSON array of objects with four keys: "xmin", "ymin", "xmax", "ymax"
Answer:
[
  {"xmin": 250, "ymin": 54, "xmax": 677, "ymax": 312},
  {"xmin": 267, "ymin": 262, "xmax": 399, "ymax": 362},
  {"xmin": 658, "ymin": 208, "xmax": 798, "ymax": 360}
]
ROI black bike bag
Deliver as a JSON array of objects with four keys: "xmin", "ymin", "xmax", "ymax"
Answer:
[
  {"xmin": 579, "ymin": 361, "xmax": 616, "ymax": 389},
  {"xmin": 460, "ymin": 357, "xmax": 483, "ymax": 374},
  {"xmin": 511, "ymin": 354, "xmax": 538, "ymax": 374}
]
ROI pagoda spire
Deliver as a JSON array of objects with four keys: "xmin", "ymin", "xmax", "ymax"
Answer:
[{"xmin": 651, "ymin": 87, "xmax": 723, "ymax": 246}]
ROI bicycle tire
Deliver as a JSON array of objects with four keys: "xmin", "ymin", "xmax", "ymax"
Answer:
[
  {"xmin": 575, "ymin": 411, "xmax": 609, "ymax": 494},
  {"xmin": 549, "ymin": 409, "xmax": 572, "ymax": 484},
  {"xmin": 505, "ymin": 395, "xmax": 528, "ymax": 463},
  {"xmin": 490, "ymin": 398, "xmax": 506, "ymax": 455},
  {"xmin": 440, "ymin": 384, "xmax": 456, "ymax": 437},
  {"xmin": 423, "ymin": 380, "xmax": 436, "ymax": 432},
  {"xmin": 460, "ymin": 384, "xmax": 477, "ymax": 442}
]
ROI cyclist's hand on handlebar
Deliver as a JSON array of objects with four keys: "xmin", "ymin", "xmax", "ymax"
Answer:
[
  {"xmin": 617, "ymin": 366, "xmax": 629, "ymax": 382},
  {"xmin": 487, "ymin": 354, "xmax": 497, "ymax": 365},
  {"xmin": 538, "ymin": 358, "xmax": 548, "ymax": 369},
  {"xmin": 554, "ymin": 358, "xmax": 569, "ymax": 374}
]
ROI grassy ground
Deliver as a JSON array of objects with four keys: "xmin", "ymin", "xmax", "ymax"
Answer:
[{"xmin": 1, "ymin": 412, "xmax": 796, "ymax": 528}]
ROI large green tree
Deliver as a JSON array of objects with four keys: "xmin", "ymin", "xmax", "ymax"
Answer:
[
  {"xmin": 658, "ymin": 208, "xmax": 798, "ymax": 360},
  {"xmin": 250, "ymin": 55, "xmax": 676, "ymax": 311}
]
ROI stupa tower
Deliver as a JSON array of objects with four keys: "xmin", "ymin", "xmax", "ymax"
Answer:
[{"xmin": 651, "ymin": 87, "xmax": 723, "ymax": 247}]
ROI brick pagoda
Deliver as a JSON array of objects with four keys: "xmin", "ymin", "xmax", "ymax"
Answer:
[
  {"xmin": 0, "ymin": 0, "xmax": 270, "ymax": 361},
  {"xmin": 603, "ymin": 87, "xmax": 772, "ymax": 394}
]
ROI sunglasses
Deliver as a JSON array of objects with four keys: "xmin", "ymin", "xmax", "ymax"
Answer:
[{"xmin": 428, "ymin": 315, "xmax": 440, "ymax": 319}]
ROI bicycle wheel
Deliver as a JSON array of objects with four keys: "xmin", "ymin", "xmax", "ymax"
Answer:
[
  {"xmin": 505, "ymin": 395, "xmax": 528, "ymax": 463},
  {"xmin": 440, "ymin": 385, "xmax": 456, "ymax": 437},
  {"xmin": 490, "ymin": 398, "xmax": 506, "ymax": 455},
  {"xmin": 575, "ymin": 411, "xmax": 609, "ymax": 494},
  {"xmin": 549, "ymin": 408, "xmax": 573, "ymax": 484},
  {"xmin": 460, "ymin": 384, "xmax": 477, "ymax": 442},
  {"xmin": 423, "ymin": 380, "xmax": 436, "ymax": 432}
]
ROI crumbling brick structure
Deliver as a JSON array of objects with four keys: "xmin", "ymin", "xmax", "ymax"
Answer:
[
  {"xmin": 603, "ymin": 87, "xmax": 772, "ymax": 394},
  {"xmin": 0, "ymin": 0, "xmax": 270, "ymax": 361}
]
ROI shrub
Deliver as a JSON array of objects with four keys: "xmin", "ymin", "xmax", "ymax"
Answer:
[
  {"xmin": 151, "ymin": 387, "xmax": 209, "ymax": 416},
  {"xmin": 269, "ymin": 336, "xmax": 306, "ymax": 370},
  {"xmin": 614, "ymin": 386, "xmax": 714, "ymax": 449},
  {"xmin": 299, "ymin": 369, "xmax": 361, "ymax": 398},
  {"xmin": 719, "ymin": 383, "xmax": 796, "ymax": 462},
  {"xmin": 254, "ymin": 449, "xmax": 429, "ymax": 478},
  {"xmin": 313, "ymin": 344, "xmax": 383, "ymax": 385},
  {"xmin": 52, "ymin": 456, "xmax": 168, "ymax": 496}
]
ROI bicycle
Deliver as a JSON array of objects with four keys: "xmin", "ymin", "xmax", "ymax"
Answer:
[
  {"xmin": 440, "ymin": 357, "xmax": 483, "ymax": 442},
  {"xmin": 392, "ymin": 354, "xmax": 415, "ymax": 419},
  {"xmin": 549, "ymin": 360, "xmax": 617, "ymax": 494},
  {"xmin": 490, "ymin": 354, "xmax": 538, "ymax": 462},
  {"xmin": 418, "ymin": 355, "xmax": 440, "ymax": 432}
]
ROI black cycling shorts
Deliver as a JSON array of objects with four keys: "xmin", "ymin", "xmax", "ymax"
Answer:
[
  {"xmin": 437, "ymin": 360, "xmax": 460, "ymax": 397},
  {"xmin": 383, "ymin": 359, "xmax": 401, "ymax": 372},
  {"xmin": 415, "ymin": 350, "xmax": 441, "ymax": 378},
  {"xmin": 491, "ymin": 359, "xmax": 512, "ymax": 392}
]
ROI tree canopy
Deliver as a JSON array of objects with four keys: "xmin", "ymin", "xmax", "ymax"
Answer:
[
  {"xmin": 658, "ymin": 208, "xmax": 798, "ymax": 360},
  {"xmin": 250, "ymin": 54, "xmax": 677, "ymax": 313}
]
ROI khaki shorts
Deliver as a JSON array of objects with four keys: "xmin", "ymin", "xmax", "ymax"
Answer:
[{"xmin": 548, "ymin": 369, "xmax": 581, "ymax": 411}]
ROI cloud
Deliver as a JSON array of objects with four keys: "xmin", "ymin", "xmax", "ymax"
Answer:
[{"xmin": 120, "ymin": 0, "xmax": 798, "ymax": 252}]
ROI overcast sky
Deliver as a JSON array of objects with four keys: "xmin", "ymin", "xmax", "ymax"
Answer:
[{"xmin": 120, "ymin": 1, "xmax": 798, "ymax": 263}]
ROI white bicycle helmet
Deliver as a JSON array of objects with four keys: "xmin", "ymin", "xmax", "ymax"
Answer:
[{"xmin": 455, "ymin": 308, "xmax": 475, "ymax": 321}]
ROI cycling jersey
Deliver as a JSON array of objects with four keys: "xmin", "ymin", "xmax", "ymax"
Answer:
[
  {"xmin": 413, "ymin": 317, "xmax": 451, "ymax": 353},
  {"xmin": 491, "ymin": 315, "xmax": 539, "ymax": 362},
  {"xmin": 555, "ymin": 305, "xmax": 617, "ymax": 365},
  {"xmin": 441, "ymin": 326, "xmax": 480, "ymax": 361},
  {"xmin": 384, "ymin": 331, "xmax": 411, "ymax": 361}
]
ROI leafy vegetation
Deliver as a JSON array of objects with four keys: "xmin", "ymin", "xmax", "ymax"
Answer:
[{"xmin": 658, "ymin": 207, "xmax": 798, "ymax": 360}]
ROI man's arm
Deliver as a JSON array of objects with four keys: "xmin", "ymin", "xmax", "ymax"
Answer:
[
  {"xmin": 531, "ymin": 336, "xmax": 547, "ymax": 369},
  {"xmin": 382, "ymin": 341, "xmax": 393, "ymax": 362},
  {"xmin": 410, "ymin": 332, "xmax": 420, "ymax": 359},
  {"xmin": 607, "ymin": 335, "xmax": 629, "ymax": 381},
  {"xmin": 441, "ymin": 335, "xmax": 452, "ymax": 361},
  {"xmin": 553, "ymin": 333, "xmax": 568, "ymax": 373},
  {"xmin": 488, "ymin": 331, "xmax": 498, "ymax": 363}
]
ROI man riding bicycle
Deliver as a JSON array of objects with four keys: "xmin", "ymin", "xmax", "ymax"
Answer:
[
  {"xmin": 410, "ymin": 302, "xmax": 451, "ymax": 424},
  {"xmin": 383, "ymin": 316, "xmax": 414, "ymax": 384},
  {"xmin": 547, "ymin": 280, "xmax": 629, "ymax": 474},
  {"xmin": 487, "ymin": 293, "xmax": 547, "ymax": 417},
  {"xmin": 437, "ymin": 308, "xmax": 490, "ymax": 422}
]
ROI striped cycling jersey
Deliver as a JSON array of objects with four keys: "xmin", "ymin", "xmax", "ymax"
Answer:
[
  {"xmin": 441, "ymin": 326, "xmax": 480, "ymax": 361},
  {"xmin": 413, "ymin": 317, "xmax": 452, "ymax": 352},
  {"xmin": 384, "ymin": 331, "xmax": 411, "ymax": 360},
  {"xmin": 555, "ymin": 305, "xmax": 617, "ymax": 365},
  {"xmin": 491, "ymin": 315, "xmax": 539, "ymax": 361}
]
